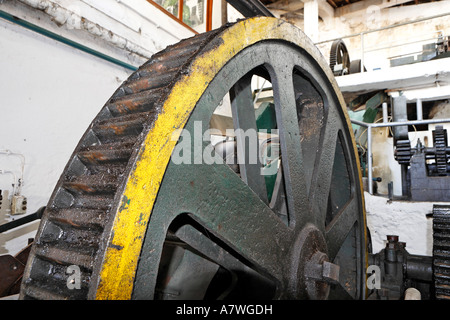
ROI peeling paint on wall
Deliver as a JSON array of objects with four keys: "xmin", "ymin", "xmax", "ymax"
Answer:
[{"xmin": 16, "ymin": 0, "xmax": 153, "ymax": 59}]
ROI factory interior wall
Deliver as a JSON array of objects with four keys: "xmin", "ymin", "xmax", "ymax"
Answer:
[
  {"xmin": 0, "ymin": 18, "xmax": 133, "ymax": 255},
  {"xmin": 0, "ymin": 0, "xmax": 204, "ymax": 255},
  {"xmin": 315, "ymin": 1, "xmax": 450, "ymax": 72},
  {"xmin": 365, "ymin": 192, "xmax": 446, "ymax": 256},
  {"xmin": 0, "ymin": 0, "xmax": 447, "ymax": 259},
  {"xmin": 310, "ymin": 1, "xmax": 450, "ymax": 256}
]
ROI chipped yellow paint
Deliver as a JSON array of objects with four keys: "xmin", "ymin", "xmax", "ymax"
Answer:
[{"xmin": 94, "ymin": 17, "xmax": 367, "ymax": 299}]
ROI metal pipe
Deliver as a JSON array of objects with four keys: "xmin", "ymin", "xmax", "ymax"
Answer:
[
  {"xmin": 360, "ymin": 33, "xmax": 365, "ymax": 73},
  {"xmin": 367, "ymin": 126, "xmax": 373, "ymax": 195},
  {"xmin": 0, "ymin": 206, "xmax": 45, "ymax": 233},
  {"xmin": 406, "ymin": 255, "xmax": 433, "ymax": 282},
  {"xmin": 351, "ymin": 118, "xmax": 450, "ymax": 128},
  {"xmin": 416, "ymin": 99, "xmax": 423, "ymax": 121},
  {"xmin": 0, "ymin": 10, "xmax": 138, "ymax": 71},
  {"xmin": 382, "ymin": 102, "xmax": 388, "ymax": 124},
  {"xmin": 365, "ymin": 34, "xmax": 442, "ymax": 53},
  {"xmin": 0, "ymin": 170, "xmax": 17, "ymax": 196},
  {"xmin": 0, "ymin": 150, "xmax": 25, "ymax": 195}
]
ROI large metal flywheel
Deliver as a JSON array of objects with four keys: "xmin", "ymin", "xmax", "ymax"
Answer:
[{"xmin": 20, "ymin": 17, "xmax": 368, "ymax": 300}]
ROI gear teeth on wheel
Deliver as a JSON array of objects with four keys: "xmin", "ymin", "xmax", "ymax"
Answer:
[
  {"xmin": 92, "ymin": 111, "xmax": 154, "ymax": 142},
  {"xmin": 394, "ymin": 139, "xmax": 412, "ymax": 165},
  {"xmin": 106, "ymin": 88, "xmax": 166, "ymax": 116},
  {"xmin": 47, "ymin": 208, "xmax": 108, "ymax": 230},
  {"xmin": 433, "ymin": 204, "xmax": 450, "ymax": 300},
  {"xmin": 77, "ymin": 140, "xmax": 135, "ymax": 166},
  {"xmin": 433, "ymin": 126, "xmax": 448, "ymax": 175},
  {"xmin": 121, "ymin": 69, "xmax": 180, "ymax": 96},
  {"xmin": 20, "ymin": 28, "xmax": 224, "ymax": 300}
]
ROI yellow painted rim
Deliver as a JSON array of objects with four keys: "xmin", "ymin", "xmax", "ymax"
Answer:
[{"xmin": 94, "ymin": 16, "xmax": 367, "ymax": 300}]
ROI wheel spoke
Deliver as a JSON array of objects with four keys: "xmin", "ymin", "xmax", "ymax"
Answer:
[
  {"xmin": 325, "ymin": 197, "xmax": 359, "ymax": 259},
  {"xmin": 292, "ymin": 69, "xmax": 328, "ymax": 191},
  {"xmin": 174, "ymin": 223, "xmax": 257, "ymax": 273},
  {"xmin": 329, "ymin": 281, "xmax": 355, "ymax": 300},
  {"xmin": 158, "ymin": 158, "xmax": 292, "ymax": 284},
  {"xmin": 268, "ymin": 61, "xmax": 309, "ymax": 228},
  {"xmin": 328, "ymin": 221, "xmax": 362, "ymax": 299},
  {"xmin": 309, "ymin": 106, "xmax": 340, "ymax": 226},
  {"xmin": 230, "ymin": 75, "xmax": 268, "ymax": 204},
  {"xmin": 20, "ymin": 19, "xmax": 367, "ymax": 301},
  {"xmin": 175, "ymin": 222, "xmax": 280, "ymax": 299},
  {"xmin": 187, "ymin": 163, "xmax": 292, "ymax": 283}
]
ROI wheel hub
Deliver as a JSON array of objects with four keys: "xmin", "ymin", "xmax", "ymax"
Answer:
[{"xmin": 289, "ymin": 224, "xmax": 339, "ymax": 300}]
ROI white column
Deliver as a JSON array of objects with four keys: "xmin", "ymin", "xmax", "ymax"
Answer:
[{"xmin": 304, "ymin": 0, "xmax": 319, "ymax": 43}]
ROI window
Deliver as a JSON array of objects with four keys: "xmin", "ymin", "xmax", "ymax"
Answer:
[{"xmin": 148, "ymin": 0, "xmax": 213, "ymax": 33}]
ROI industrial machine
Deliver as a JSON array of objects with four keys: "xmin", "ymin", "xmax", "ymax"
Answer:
[
  {"xmin": 329, "ymin": 39, "xmax": 351, "ymax": 76},
  {"xmin": 390, "ymin": 34, "xmax": 450, "ymax": 67},
  {"xmin": 391, "ymin": 95, "xmax": 450, "ymax": 200},
  {"xmin": 329, "ymin": 39, "xmax": 365, "ymax": 76},
  {"xmin": 407, "ymin": 125, "xmax": 450, "ymax": 201},
  {"xmin": 0, "ymin": 14, "xmax": 447, "ymax": 300},
  {"xmin": 15, "ymin": 17, "xmax": 368, "ymax": 300}
]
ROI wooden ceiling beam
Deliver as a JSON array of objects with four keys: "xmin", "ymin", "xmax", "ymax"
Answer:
[
  {"xmin": 267, "ymin": 0, "xmax": 305, "ymax": 12},
  {"xmin": 328, "ymin": 0, "xmax": 338, "ymax": 9}
]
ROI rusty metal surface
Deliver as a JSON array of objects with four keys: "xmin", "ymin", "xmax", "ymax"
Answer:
[
  {"xmin": 19, "ymin": 18, "xmax": 366, "ymax": 300},
  {"xmin": 19, "ymin": 24, "xmax": 226, "ymax": 300},
  {"xmin": 433, "ymin": 204, "xmax": 450, "ymax": 300},
  {"xmin": 132, "ymin": 40, "xmax": 366, "ymax": 299},
  {"xmin": 0, "ymin": 244, "xmax": 31, "ymax": 297},
  {"xmin": 0, "ymin": 255, "xmax": 25, "ymax": 297}
]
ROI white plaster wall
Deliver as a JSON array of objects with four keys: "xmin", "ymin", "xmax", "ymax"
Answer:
[
  {"xmin": 0, "ymin": 0, "xmax": 204, "ymax": 255},
  {"xmin": 364, "ymin": 192, "xmax": 448, "ymax": 256},
  {"xmin": 0, "ymin": 17, "xmax": 133, "ymax": 254},
  {"xmin": 8, "ymin": 0, "xmax": 196, "ymax": 59}
]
